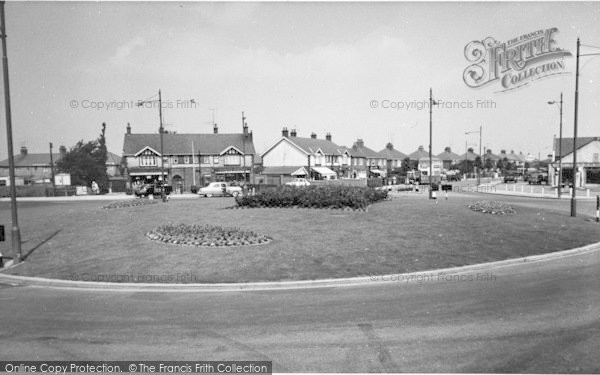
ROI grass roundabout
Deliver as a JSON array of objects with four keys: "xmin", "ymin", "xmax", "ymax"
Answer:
[{"xmin": 2, "ymin": 193, "xmax": 600, "ymax": 283}]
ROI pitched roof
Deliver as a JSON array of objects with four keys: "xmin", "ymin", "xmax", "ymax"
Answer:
[
  {"xmin": 458, "ymin": 151, "xmax": 480, "ymax": 161},
  {"xmin": 507, "ymin": 151, "xmax": 522, "ymax": 161},
  {"xmin": 350, "ymin": 145, "xmax": 381, "ymax": 159},
  {"xmin": 123, "ymin": 133, "xmax": 256, "ymax": 156},
  {"xmin": 408, "ymin": 146, "xmax": 429, "ymax": 160},
  {"xmin": 483, "ymin": 150, "xmax": 500, "ymax": 161},
  {"xmin": 286, "ymin": 136, "xmax": 344, "ymax": 155},
  {"xmin": 0, "ymin": 153, "xmax": 61, "ymax": 167},
  {"xmin": 554, "ymin": 137, "xmax": 600, "ymax": 158},
  {"xmin": 107, "ymin": 152, "xmax": 122, "ymax": 165},
  {"xmin": 378, "ymin": 144, "xmax": 407, "ymax": 160},
  {"xmin": 436, "ymin": 147, "xmax": 461, "ymax": 161}
]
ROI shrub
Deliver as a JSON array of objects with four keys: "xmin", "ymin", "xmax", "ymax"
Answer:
[
  {"xmin": 234, "ymin": 185, "xmax": 387, "ymax": 210},
  {"xmin": 146, "ymin": 223, "xmax": 270, "ymax": 247},
  {"xmin": 190, "ymin": 185, "xmax": 199, "ymax": 194},
  {"xmin": 468, "ymin": 200, "xmax": 516, "ymax": 215}
]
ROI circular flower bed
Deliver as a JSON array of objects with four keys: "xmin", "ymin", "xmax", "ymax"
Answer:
[
  {"xmin": 103, "ymin": 199, "xmax": 158, "ymax": 209},
  {"xmin": 146, "ymin": 223, "xmax": 271, "ymax": 247},
  {"xmin": 468, "ymin": 200, "xmax": 516, "ymax": 215}
]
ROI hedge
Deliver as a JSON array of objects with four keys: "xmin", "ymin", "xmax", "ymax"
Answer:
[{"xmin": 234, "ymin": 185, "xmax": 388, "ymax": 210}]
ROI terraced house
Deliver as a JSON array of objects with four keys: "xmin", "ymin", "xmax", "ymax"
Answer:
[{"xmin": 122, "ymin": 123, "xmax": 255, "ymax": 192}]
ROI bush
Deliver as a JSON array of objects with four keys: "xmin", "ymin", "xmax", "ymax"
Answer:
[
  {"xmin": 235, "ymin": 185, "xmax": 388, "ymax": 210},
  {"xmin": 190, "ymin": 185, "xmax": 199, "ymax": 194},
  {"xmin": 146, "ymin": 223, "xmax": 270, "ymax": 247}
]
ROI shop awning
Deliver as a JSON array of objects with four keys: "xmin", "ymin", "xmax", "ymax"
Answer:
[{"xmin": 311, "ymin": 166, "xmax": 337, "ymax": 177}]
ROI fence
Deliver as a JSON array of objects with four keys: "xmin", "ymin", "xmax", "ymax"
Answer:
[{"xmin": 0, "ymin": 185, "xmax": 77, "ymax": 197}]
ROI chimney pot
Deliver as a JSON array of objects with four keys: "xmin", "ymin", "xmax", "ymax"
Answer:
[
  {"xmin": 282, "ymin": 127, "xmax": 289, "ymax": 137},
  {"xmin": 445, "ymin": 147, "xmax": 451, "ymax": 152},
  {"xmin": 356, "ymin": 139, "xmax": 364, "ymax": 147},
  {"xmin": 326, "ymin": 132, "xmax": 332, "ymax": 142},
  {"xmin": 311, "ymin": 132, "xmax": 317, "ymax": 139},
  {"xmin": 20, "ymin": 146, "xmax": 27, "ymax": 156},
  {"xmin": 126, "ymin": 122, "xmax": 131, "ymax": 135},
  {"xmin": 290, "ymin": 129, "xmax": 297, "ymax": 137},
  {"xmin": 386, "ymin": 142, "xmax": 393, "ymax": 150},
  {"xmin": 213, "ymin": 123, "xmax": 218, "ymax": 134}
]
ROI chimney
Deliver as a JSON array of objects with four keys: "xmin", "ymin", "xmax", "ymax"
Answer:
[
  {"xmin": 311, "ymin": 132, "xmax": 317, "ymax": 139},
  {"xmin": 282, "ymin": 127, "xmax": 289, "ymax": 137},
  {"xmin": 487, "ymin": 149, "xmax": 492, "ymax": 154},
  {"xmin": 326, "ymin": 132, "xmax": 332, "ymax": 142},
  {"xmin": 213, "ymin": 123, "xmax": 218, "ymax": 134},
  {"xmin": 20, "ymin": 146, "xmax": 27, "ymax": 156},
  {"xmin": 386, "ymin": 142, "xmax": 393, "ymax": 150},
  {"xmin": 468, "ymin": 147, "xmax": 474, "ymax": 153},
  {"xmin": 290, "ymin": 129, "xmax": 297, "ymax": 137},
  {"xmin": 59, "ymin": 145, "xmax": 67, "ymax": 158},
  {"xmin": 501, "ymin": 149, "xmax": 506, "ymax": 154},
  {"xmin": 243, "ymin": 122, "xmax": 248, "ymax": 137},
  {"xmin": 126, "ymin": 122, "xmax": 131, "ymax": 135},
  {"xmin": 445, "ymin": 146, "xmax": 451, "ymax": 152},
  {"xmin": 355, "ymin": 139, "xmax": 364, "ymax": 148},
  {"xmin": 418, "ymin": 145, "xmax": 424, "ymax": 152}
]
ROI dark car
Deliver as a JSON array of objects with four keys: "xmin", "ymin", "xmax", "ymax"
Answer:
[
  {"xmin": 528, "ymin": 172, "xmax": 548, "ymax": 185},
  {"xmin": 503, "ymin": 174, "xmax": 517, "ymax": 183},
  {"xmin": 134, "ymin": 182, "xmax": 173, "ymax": 197}
]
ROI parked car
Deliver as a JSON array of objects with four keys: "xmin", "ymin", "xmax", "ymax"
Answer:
[
  {"xmin": 198, "ymin": 182, "xmax": 242, "ymax": 197},
  {"xmin": 503, "ymin": 174, "xmax": 517, "ymax": 183},
  {"xmin": 528, "ymin": 172, "xmax": 548, "ymax": 185},
  {"xmin": 285, "ymin": 178, "xmax": 311, "ymax": 187},
  {"xmin": 134, "ymin": 182, "xmax": 173, "ymax": 198}
]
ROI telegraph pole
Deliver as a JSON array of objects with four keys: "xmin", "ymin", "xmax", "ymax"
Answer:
[
  {"xmin": 429, "ymin": 88, "xmax": 433, "ymax": 199},
  {"xmin": 158, "ymin": 89, "xmax": 166, "ymax": 202},
  {"xmin": 1, "ymin": 1, "xmax": 21, "ymax": 263},
  {"xmin": 571, "ymin": 39, "xmax": 580, "ymax": 217},
  {"xmin": 241, "ymin": 111, "xmax": 247, "ymax": 183},
  {"xmin": 49, "ymin": 142, "xmax": 56, "ymax": 196},
  {"xmin": 478, "ymin": 125, "xmax": 482, "ymax": 186}
]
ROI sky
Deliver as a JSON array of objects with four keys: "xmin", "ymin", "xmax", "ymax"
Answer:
[{"xmin": 0, "ymin": 1, "xmax": 599, "ymax": 160}]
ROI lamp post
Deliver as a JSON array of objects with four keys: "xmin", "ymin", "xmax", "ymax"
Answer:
[
  {"xmin": 137, "ymin": 90, "xmax": 166, "ymax": 202},
  {"xmin": 465, "ymin": 127, "xmax": 482, "ymax": 186},
  {"xmin": 548, "ymin": 92, "xmax": 563, "ymax": 199},
  {"xmin": 1, "ymin": 1, "xmax": 21, "ymax": 263},
  {"xmin": 428, "ymin": 88, "xmax": 439, "ymax": 199}
]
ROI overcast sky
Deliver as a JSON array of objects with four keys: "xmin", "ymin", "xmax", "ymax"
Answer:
[{"xmin": 0, "ymin": 1, "xmax": 599, "ymax": 160}]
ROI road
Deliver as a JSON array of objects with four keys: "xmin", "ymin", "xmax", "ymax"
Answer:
[{"xmin": 1, "ymin": 246, "xmax": 599, "ymax": 373}]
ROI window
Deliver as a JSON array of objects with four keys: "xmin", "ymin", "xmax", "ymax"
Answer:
[
  {"xmin": 594, "ymin": 153, "xmax": 599, "ymax": 163},
  {"xmin": 184, "ymin": 156, "xmax": 190, "ymax": 164},
  {"xmin": 139, "ymin": 150, "xmax": 157, "ymax": 166},
  {"xmin": 194, "ymin": 156, "xmax": 199, "ymax": 164},
  {"xmin": 173, "ymin": 157, "xmax": 178, "ymax": 164},
  {"xmin": 213, "ymin": 156, "xmax": 219, "ymax": 164},
  {"xmin": 202, "ymin": 156, "xmax": 210, "ymax": 164},
  {"xmin": 223, "ymin": 148, "xmax": 241, "ymax": 165}
]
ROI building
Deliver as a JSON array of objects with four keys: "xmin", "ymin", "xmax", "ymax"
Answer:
[
  {"xmin": 0, "ymin": 146, "xmax": 63, "ymax": 184},
  {"xmin": 482, "ymin": 149, "xmax": 500, "ymax": 169},
  {"xmin": 436, "ymin": 147, "xmax": 461, "ymax": 170},
  {"xmin": 549, "ymin": 136, "xmax": 600, "ymax": 187},
  {"xmin": 348, "ymin": 139, "xmax": 386, "ymax": 178},
  {"xmin": 260, "ymin": 128, "xmax": 348, "ymax": 184},
  {"xmin": 122, "ymin": 123, "xmax": 255, "ymax": 191},
  {"xmin": 378, "ymin": 143, "xmax": 407, "ymax": 174}
]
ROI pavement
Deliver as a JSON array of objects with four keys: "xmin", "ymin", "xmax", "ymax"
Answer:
[
  {"xmin": 1, "ymin": 241, "xmax": 599, "ymax": 372},
  {"xmin": 0, "ymin": 192, "xmax": 199, "ymax": 202}
]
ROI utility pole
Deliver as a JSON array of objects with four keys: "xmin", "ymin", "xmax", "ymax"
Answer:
[
  {"xmin": 478, "ymin": 125, "xmax": 482, "ymax": 186},
  {"xmin": 49, "ymin": 142, "xmax": 56, "ymax": 196},
  {"xmin": 548, "ymin": 92, "xmax": 563, "ymax": 198},
  {"xmin": 571, "ymin": 39, "xmax": 580, "ymax": 217},
  {"xmin": 429, "ymin": 88, "xmax": 433, "ymax": 199},
  {"xmin": 1, "ymin": 1, "xmax": 21, "ymax": 263},
  {"xmin": 241, "ymin": 111, "xmax": 247, "ymax": 184},
  {"xmin": 158, "ymin": 89, "xmax": 166, "ymax": 202}
]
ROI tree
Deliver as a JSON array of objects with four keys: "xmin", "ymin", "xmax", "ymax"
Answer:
[
  {"xmin": 57, "ymin": 123, "xmax": 109, "ymax": 192},
  {"xmin": 484, "ymin": 158, "xmax": 494, "ymax": 170}
]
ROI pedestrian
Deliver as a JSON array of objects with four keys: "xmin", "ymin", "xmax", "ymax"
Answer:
[
  {"xmin": 91, "ymin": 181, "xmax": 99, "ymax": 195},
  {"xmin": 432, "ymin": 189, "xmax": 438, "ymax": 204}
]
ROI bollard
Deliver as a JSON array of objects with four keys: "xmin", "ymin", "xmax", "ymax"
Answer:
[
  {"xmin": 530, "ymin": 186, "xmax": 533, "ymax": 194},
  {"xmin": 521, "ymin": 185, "xmax": 524, "ymax": 193},
  {"xmin": 597, "ymin": 195, "xmax": 599, "ymax": 222},
  {"xmin": 587, "ymin": 189, "xmax": 590, "ymax": 198},
  {"xmin": 541, "ymin": 187, "xmax": 544, "ymax": 196}
]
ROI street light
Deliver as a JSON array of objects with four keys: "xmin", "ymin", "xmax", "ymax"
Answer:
[
  {"xmin": 137, "ymin": 90, "xmax": 166, "ymax": 202},
  {"xmin": 1, "ymin": 1, "xmax": 21, "ymax": 263},
  {"xmin": 548, "ymin": 92, "xmax": 563, "ymax": 199},
  {"xmin": 465, "ymin": 126, "xmax": 482, "ymax": 186},
  {"xmin": 429, "ymin": 88, "xmax": 439, "ymax": 199}
]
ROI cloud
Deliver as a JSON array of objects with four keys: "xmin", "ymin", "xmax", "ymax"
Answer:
[{"xmin": 109, "ymin": 36, "xmax": 146, "ymax": 67}]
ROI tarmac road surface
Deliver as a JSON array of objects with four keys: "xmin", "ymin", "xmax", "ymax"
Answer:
[{"xmin": 1, "ymin": 244, "xmax": 599, "ymax": 373}]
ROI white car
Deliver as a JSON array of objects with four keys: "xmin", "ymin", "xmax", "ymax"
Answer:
[
  {"xmin": 198, "ymin": 182, "xmax": 242, "ymax": 197},
  {"xmin": 285, "ymin": 178, "xmax": 311, "ymax": 187}
]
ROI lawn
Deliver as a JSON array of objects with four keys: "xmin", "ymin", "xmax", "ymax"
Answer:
[{"xmin": 1, "ymin": 193, "xmax": 600, "ymax": 283}]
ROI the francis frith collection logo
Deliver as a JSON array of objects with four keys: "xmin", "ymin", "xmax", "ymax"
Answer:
[{"xmin": 463, "ymin": 28, "xmax": 572, "ymax": 92}]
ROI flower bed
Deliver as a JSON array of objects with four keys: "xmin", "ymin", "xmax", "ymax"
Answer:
[
  {"xmin": 468, "ymin": 200, "xmax": 516, "ymax": 215},
  {"xmin": 234, "ymin": 185, "xmax": 388, "ymax": 210},
  {"xmin": 103, "ymin": 199, "xmax": 159, "ymax": 209},
  {"xmin": 146, "ymin": 223, "xmax": 271, "ymax": 247}
]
